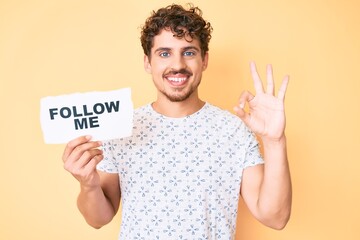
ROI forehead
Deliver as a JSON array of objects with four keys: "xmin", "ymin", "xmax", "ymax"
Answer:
[{"xmin": 151, "ymin": 29, "xmax": 201, "ymax": 51}]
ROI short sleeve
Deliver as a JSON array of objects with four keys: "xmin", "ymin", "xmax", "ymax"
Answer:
[
  {"xmin": 96, "ymin": 139, "xmax": 120, "ymax": 173},
  {"xmin": 242, "ymin": 125, "xmax": 264, "ymax": 169}
]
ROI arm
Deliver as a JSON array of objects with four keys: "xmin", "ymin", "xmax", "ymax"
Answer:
[
  {"xmin": 241, "ymin": 137, "xmax": 291, "ymax": 229},
  {"xmin": 62, "ymin": 136, "xmax": 121, "ymax": 229},
  {"xmin": 234, "ymin": 62, "xmax": 292, "ymax": 229}
]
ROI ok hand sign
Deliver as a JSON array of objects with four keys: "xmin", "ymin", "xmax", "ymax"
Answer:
[{"xmin": 234, "ymin": 62, "xmax": 289, "ymax": 142}]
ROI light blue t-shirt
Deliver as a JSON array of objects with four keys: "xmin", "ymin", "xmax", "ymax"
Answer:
[{"xmin": 97, "ymin": 103, "xmax": 264, "ymax": 240}]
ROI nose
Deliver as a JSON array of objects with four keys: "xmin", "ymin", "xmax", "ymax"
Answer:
[{"xmin": 171, "ymin": 53, "xmax": 186, "ymax": 71}]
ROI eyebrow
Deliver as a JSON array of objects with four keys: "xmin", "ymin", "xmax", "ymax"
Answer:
[
  {"xmin": 182, "ymin": 46, "xmax": 200, "ymax": 52},
  {"xmin": 154, "ymin": 46, "xmax": 200, "ymax": 54},
  {"xmin": 154, "ymin": 47, "xmax": 171, "ymax": 54}
]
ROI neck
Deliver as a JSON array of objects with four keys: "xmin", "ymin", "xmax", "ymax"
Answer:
[{"xmin": 152, "ymin": 93, "xmax": 205, "ymax": 118}]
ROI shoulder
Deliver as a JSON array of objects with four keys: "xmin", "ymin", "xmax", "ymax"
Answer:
[
  {"xmin": 205, "ymin": 103, "xmax": 243, "ymax": 125},
  {"xmin": 134, "ymin": 104, "xmax": 151, "ymax": 116},
  {"xmin": 102, "ymin": 104, "xmax": 151, "ymax": 145},
  {"xmin": 204, "ymin": 103, "xmax": 256, "ymax": 140}
]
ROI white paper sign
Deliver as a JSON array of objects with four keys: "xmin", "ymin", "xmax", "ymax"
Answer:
[{"xmin": 40, "ymin": 88, "xmax": 133, "ymax": 144}]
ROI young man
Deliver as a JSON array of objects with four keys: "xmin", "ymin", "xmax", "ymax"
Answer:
[{"xmin": 62, "ymin": 4, "xmax": 292, "ymax": 239}]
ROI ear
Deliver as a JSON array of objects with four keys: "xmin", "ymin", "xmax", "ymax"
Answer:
[
  {"xmin": 144, "ymin": 55, "xmax": 152, "ymax": 73},
  {"xmin": 202, "ymin": 52, "xmax": 209, "ymax": 71}
]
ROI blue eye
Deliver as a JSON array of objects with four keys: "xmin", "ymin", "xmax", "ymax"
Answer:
[
  {"xmin": 160, "ymin": 52, "xmax": 170, "ymax": 57},
  {"xmin": 183, "ymin": 51, "xmax": 195, "ymax": 56}
]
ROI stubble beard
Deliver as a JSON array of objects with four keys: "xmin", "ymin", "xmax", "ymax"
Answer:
[
  {"xmin": 160, "ymin": 80, "xmax": 201, "ymax": 102},
  {"xmin": 159, "ymin": 68, "xmax": 200, "ymax": 102}
]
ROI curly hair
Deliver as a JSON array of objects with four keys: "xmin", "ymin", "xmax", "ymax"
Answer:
[{"xmin": 140, "ymin": 4, "xmax": 213, "ymax": 59}]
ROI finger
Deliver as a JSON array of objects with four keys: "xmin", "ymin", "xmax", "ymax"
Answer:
[
  {"xmin": 234, "ymin": 91, "xmax": 254, "ymax": 125},
  {"xmin": 266, "ymin": 64, "xmax": 274, "ymax": 95},
  {"xmin": 250, "ymin": 61, "xmax": 264, "ymax": 94},
  {"xmin": 234, "ymin": 105, "xmax": 252, "ymax": 126},
  {"xmin": 63, "ymin": 140, "xmax": 103, "ymax": 169},
  {"xmin": 64, "ymin": 148, "xmax": 102, "ymax": 173},
  {"xmin": 277, "ymin": 75, "xmax": 290, "ymax": 100},
  {"xmin": 62, "ymin": 135, "xmax": 92, "ymax": 161},
  {"xmin": 83, "ymin": 154, "xmax": 104, "ymax": 174},
  {"xmin": 74, "ymin": 148, "xmax": 103, "ymax": 169},
  {"xmin": 66, "ymin": 141, "xmax": 103, "ymax": 164},
  {"xmin": 237, "ymin": 90, "xmax": 255, "ymax": 109}
]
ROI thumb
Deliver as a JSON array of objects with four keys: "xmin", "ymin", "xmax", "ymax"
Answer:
[
  {"xmin": 234, "ymin": 105, "xmax": 252, "ymax": 126},
  {"xmin": 234, "ymin": 91, "xmax": 254, "ymax": 125}
]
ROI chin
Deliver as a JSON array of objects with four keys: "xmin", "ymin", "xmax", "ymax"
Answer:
[{"xmin": 165, "ymin": 90, "xmax": 193, "ymax": 102}]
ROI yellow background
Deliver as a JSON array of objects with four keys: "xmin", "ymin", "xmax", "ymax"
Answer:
[{"xmin": 1, "ymin": 0, "xmax": 359, "ymax": 239}]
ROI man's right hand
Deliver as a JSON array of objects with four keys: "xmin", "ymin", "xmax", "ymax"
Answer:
[{"xmin": 62, "ymin": 135, "xmax": 104, "ymax": 189}]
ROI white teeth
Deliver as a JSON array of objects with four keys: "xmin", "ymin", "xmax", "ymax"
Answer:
[{"xmin": 168, "ymin": 77, "xmax": 187, "ymax": 82}]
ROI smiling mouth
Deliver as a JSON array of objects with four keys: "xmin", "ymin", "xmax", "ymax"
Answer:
[
  {"xmin": 167, "ymin": 77, "xmax": 187, "ymax": 83},
  {"xmin": 163, "ymin": 69, "xmax": 192, "ymax": 86}
]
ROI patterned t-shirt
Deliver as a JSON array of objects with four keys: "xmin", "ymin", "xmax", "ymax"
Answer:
[{"xmin": 97, "ymin": 102, "xmax": 264, "ymax": 240}]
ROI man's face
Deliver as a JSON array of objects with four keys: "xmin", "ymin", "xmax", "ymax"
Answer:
[{"xmin": 144, "ymin": 29, "xmax": 208, "ymax": 102}]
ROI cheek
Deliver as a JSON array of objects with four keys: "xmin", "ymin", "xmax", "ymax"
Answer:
[{"xmin": 151, "ymin": 62, "xmax": 168, "ymax": 74}]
